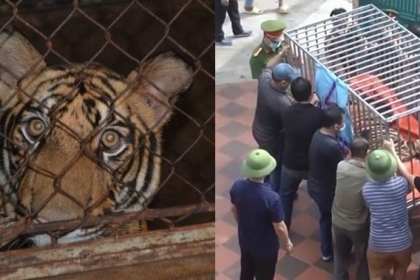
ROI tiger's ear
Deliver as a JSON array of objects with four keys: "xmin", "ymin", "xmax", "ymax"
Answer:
[
  {"xmin": 127, "ymin": 51, "xmax": 193, "ymax": 129},
  {"xmin": 0, "ymin": 27, "xmax": 46, "ymax": 88}
]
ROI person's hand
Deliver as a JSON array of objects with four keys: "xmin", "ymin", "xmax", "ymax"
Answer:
[
  {"xmin": 310, "ymin": 93, "xmax": 319, "ymax": 107},
  {"xmin": 292, "ymin": 56, "xmax": 303, "ymax": 68},
  {"xmin": 280, "ymin": 44, "xmax": 290, "ymax": 56},
  {"xmin": 285, "ymin": 239, "xmax": 293, "ymax": 254},
  {"xmin": 221, "ymin": 0, "xmax": 229, "ymax": 6},
  {"xmin": 383, "ymin": 139, "xmax": 396, "ymax": 153}
]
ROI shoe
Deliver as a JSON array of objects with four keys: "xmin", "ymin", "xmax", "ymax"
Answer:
[
  {"xmin": 234, "ymin": 29, "xmax": 253, "ymax": 38},
  {"xmin": 216, "ymin": 38, "xmax": 233, "ymax": 46},
  {"xmin": 322, "ymin": 255, "xmax": 332, "ymax": 262},
  {"xmin": 278, "ymin": 4, "xmax": 289, "ymax": 14},
  {"xmin": 243, "ymin": 6, "xmax": 263, "ymax": 14}
]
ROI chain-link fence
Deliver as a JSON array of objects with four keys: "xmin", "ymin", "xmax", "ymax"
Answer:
[{"xmin": 0, "ymin": 0, "xmax": 214, "ymax": 278}]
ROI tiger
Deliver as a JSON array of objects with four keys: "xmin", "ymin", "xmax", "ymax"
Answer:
[
  {"xmin": 0, "ymin": 26, "xmax": 193, "ymax": 247},
  {"xmin": 349, "ymin": 101, "xmax": 420, "ymax": 161}
]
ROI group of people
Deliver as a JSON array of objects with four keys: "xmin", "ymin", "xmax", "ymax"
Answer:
[
  {"xmin": 228, "ymin": 9, "xmax": 420, "ymax": 280},
  {"xmin": 215, "ymin": 0, "xmax": 289, "ymax": 46}
]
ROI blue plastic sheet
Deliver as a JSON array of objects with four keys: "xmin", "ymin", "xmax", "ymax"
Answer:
[{"xmin": 315, "ymin": 64, "xmax": 353, "ymax": 153}]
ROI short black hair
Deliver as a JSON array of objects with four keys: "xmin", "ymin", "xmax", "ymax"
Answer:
[
  {"xmin": 322, "ymin": 103, "xmax": 345, "ymax": 128},
  {"xmin": 408, "ymin": 22, "xmax": 420, "ymax": 38},
  {"xmin": 350, "ymin": 137, "xmax": 370, "ymax": 158},
  {"xmin": 330, "ymin": 8, "xmax": 347, "ymax": 17},
  {"xmin": 290, "ymin": 77, "xmax": 312, "ymax": 102}
]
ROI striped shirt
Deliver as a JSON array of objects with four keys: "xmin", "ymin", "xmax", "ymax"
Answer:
[
  {"xmin": 362, "ymin": 176, "xmax": 412, "ymax": 252},
  {"xmin": 252, "ymin": 68, "xmax": 294, "ymax": 156}
]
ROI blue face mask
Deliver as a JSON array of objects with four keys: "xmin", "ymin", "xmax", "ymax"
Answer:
[{"xmin": 268, "ymin": 40, "xmax": 281, "ymax": 49}]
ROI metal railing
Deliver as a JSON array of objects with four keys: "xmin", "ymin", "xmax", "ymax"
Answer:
[{"xmin": 285, "ymin": 4, "xmax": 420, "ymax": 209}]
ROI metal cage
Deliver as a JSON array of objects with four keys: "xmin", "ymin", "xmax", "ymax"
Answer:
[
  {"xmin": 284, "ymin": 4, "xmax": 420, "ymax": 209},
  {"xmin": 0, "ymin": 0, "xmax": 215, "ymax": 279}
]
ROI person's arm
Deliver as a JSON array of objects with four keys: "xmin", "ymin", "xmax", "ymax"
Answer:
[
  {"xmin": 229, "ymin": 186, "xmax": 238, "ymax": 222},
  {"xmin": 266, "ymin": 45, "xmax": 290, "ymax": 69},
  {"xmin": 250, "ymin": 56, "xmax": 265, "ymax": 80},
  {"xmin": 330, "ymin": 142, "xmax": 344, "ymax": 166},
  {"xmin": 273, "ymin": 221, "xmax": 290, "ymax": 245},
  {"xmin": 270, "ymin": 199, "xmax": 293, "ymax": 253},
  {"xmin": 383, "ymin": 139, "xmax": 414, "ymax": 192},
  {"xmin": 230, "ymin": 204, "xmax": 238, "ymax": 223}
]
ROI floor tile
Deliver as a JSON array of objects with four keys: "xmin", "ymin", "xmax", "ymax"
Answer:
[
  {"xmin": 292, "ymin": 212, "xmax": 319, "ymax": 238},
  {"xmin": 223, "ymin": 260, "xmax": 241, "ymax": 280},
  {"xmin": 217, "ymin": 140, "xmax": 252, "ymax": 160},
  {"xmin": 313, "ymin": 257, "xmax": 334, "ymax": 273},
  {"xmin": 217, "ymin": 120, "xmax": 249, "ymax": 138},
  {"xmin": 215, "ymin": 273, "xmax": 231, "ymax": 280},
  {"xmin": 215, "ymin": 172, "xmax": 233, "ymax": 193},
  {"xmin": 215, "ymin": 93, "xmax": 231, "ymax": 109},
  {"xmin": 215, "ymin": 245, "xmax": 239, "ymax": 273},
  {"xmin": 215, "ymin": 133, "xmax": 231, "ymax": 152},
  {"xmin": 215, "ymin": 218, "xmax": 236, "ymax": 246},
  {"xmin": 293, "ymin": 189, "xmax": 313, "ymax": 212},
  {"xmin": 234, "ymin": 92, "xmax": 257, "ymax": 110},
  {"xmin": 277, "ymin": 255, "xmax": 310, "ymax": 280},
  {"xmin": 217, "ymin": 102, "xmax": 248, "ymax": 119},
  {"xmin": 218, "ymin": 84, "xmax": 245, "ymax": 100},
  {"xmin": 215, "ymin": 152, "xmax": 232, "ymax": 172},
  {"xmin": 215, "ymin": 195, "xmax": 231, "ymax": 219},
  {"xmin": 215, "ymin": 114, "xmax": 231, "ymax": 130},
  {"xmin": 273, "ymin": 275, "xmax": 287, "ymax": 280},
  {"xmin": 220, "ymin": 209, "xmax": 237, "ymax": 228},
  {"xmin": 295, "ymin": 265, "xmax": 332, "ymax": 280},
  {"xmin": 223, "ymin": 233, "xmax": 240, "ymax": 254},
  {"xmin": 218, "ymin": 158, "xmax": 245, "ymax": 181},
  {"xmin": 292, "ymin": 239, "xmax": 323, "ymax": 264},
  {"xmin": 288, "ymin": 230, "xmax": 306, "ymax": 247}
]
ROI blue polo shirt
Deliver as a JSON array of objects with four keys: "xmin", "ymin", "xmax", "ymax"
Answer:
[{"xmin": 229, "ymin": 179, "xmax": 285, "ymax": 259}]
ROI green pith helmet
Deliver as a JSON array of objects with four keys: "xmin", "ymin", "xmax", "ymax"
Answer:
[
  {"xmin": 382, "ymin": 8, "xmax": 399, "ymax": 17},
  {"xmin": 241, "ymin": 149, "xmax": 276, "ymax": 178},
  {"xmin": 261, "ymin": 20, "xmax": 286, "ymax": 33},
  {"xmin": 365, "ymin": 149, "xmax": 397, "ymax": 182}
]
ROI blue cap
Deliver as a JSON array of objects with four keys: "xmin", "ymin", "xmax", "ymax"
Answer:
[{"xmin": 272, "ymin": 63, "xmax": 300, "ymax": 81}]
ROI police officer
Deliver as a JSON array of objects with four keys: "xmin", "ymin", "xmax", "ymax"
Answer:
[{"xmin": 249, "ymin": 20, "xmax": 287, "ymax": 80}]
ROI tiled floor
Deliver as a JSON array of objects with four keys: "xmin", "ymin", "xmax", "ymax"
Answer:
[{"xmin": 215, "ymin": 81, "xmax": 420, "ymax": 280}]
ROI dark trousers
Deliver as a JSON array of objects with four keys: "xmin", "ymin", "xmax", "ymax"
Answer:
[
  {"xmin": 332, "ymin": 224, "xmax": 370, "ymax": 280},
  {"xmin": 263, "ymin": 148, "xmax": 283, "ymax": 193},
  {"xmin": 310, "ymin": 192, "xmax": 334, "ymax": 257},
  {"xmin": 215, "ymin": 0, "xmax": 243, "ymax": 42},
  {"xmin": 240, "ymin": 250, "xmax": 278, "ymax": 280},
  {"xmin": 279, "ymin": 166, "xmax": 307, "ymax": 229}
]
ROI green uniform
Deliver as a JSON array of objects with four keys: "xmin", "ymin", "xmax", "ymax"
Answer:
[
  {"xmin": 249, "ymin": 42, "xmax": 283, "ymax": 80},
  {"xmin": 249, "ymin": 20, "xmax": 287, "ymax": 80}
]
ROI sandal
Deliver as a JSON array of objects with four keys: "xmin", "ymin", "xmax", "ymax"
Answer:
[
  {"xmin": 243, "ymin": 7, "xmax": 263, "ymax": 14},
  {"xmin": 278, "ymin": 4, "xmax": 289, "ymax": 14}
]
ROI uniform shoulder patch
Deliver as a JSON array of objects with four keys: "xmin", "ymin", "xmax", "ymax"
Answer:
[{"xmin": 253, "ymin": 47, "xmax": 262, "ymax": 57}]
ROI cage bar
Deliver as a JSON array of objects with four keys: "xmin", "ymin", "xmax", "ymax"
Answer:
[{"xmin": 285, "ymin": 4, "xmax": 420, "ymax": 208}]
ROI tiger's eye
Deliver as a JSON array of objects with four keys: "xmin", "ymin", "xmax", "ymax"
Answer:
[
  {"xmin": 28, "ymin": 119, "xmax": 45, "ymax": 137},
  {"xmin": 101, "ymin": 130, "xmax": 121, "ymax": 149}
]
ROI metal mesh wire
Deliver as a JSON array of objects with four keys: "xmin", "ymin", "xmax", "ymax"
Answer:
[
  {"xmin": 0, "ymin": 0, "xmax": 215, "ymax": 249},
  {"xmin": 284, "ymin": 4, "xmax": 420, "ymax": 208}
]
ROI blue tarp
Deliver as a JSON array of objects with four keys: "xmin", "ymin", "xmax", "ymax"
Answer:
[{"xmin": 315, "ymin": 63, "xmax": 353, "ymax": 151}]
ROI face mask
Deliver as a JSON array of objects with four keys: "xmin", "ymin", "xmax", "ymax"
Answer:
[
  {"xmin": 267, "ymin": 38, "xmax": 282, "ymax": 49},
  {"xmin": 336, "ymin": 123, "xmax": 346, "ymax": 133}
]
